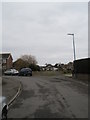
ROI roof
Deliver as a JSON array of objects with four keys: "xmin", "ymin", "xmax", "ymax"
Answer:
[
  {"xmin": 46, "ymin": 64, "xmax": 53, "ymax": 67},
  {"xmin": 0, "ymin": 53, "xmax": 13, "ymax": 59}
]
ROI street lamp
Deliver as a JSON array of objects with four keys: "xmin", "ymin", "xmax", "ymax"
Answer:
[
  {"xmin": 67, "ymin": 33, "xmax": 76, "ymax": 61},
  {"xmin": 67, "ymin": 33, "xmax": 76, "ymax": 78}
]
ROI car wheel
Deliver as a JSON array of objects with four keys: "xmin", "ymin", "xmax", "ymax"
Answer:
[{"xmin": 30, "ymin": 74, "xmax": 32, "ymax": 76}]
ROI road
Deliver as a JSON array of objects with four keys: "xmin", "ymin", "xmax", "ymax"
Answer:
[{"xmin": 7, "ymin": 76, "xmax": 88, "ymax": 118}]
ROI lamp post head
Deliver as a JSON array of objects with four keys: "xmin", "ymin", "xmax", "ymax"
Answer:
[{"xmin": 67, "ymin": 33, "xmax": 74, "ymax": 36}]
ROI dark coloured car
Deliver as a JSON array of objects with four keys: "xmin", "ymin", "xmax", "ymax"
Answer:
[{"xmin": 19, "ymin": 68, "xmax": 32, "ymax": 76}]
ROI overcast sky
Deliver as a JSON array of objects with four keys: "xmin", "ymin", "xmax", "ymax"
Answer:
[{"xmin": 2, "ymin": 2, "xmax": 88, "ymax": 65}]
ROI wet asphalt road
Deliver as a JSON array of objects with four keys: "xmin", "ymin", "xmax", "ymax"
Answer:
[{"xmin": 8, "ymin": 76, "xmax": 88, "ymax": 118}]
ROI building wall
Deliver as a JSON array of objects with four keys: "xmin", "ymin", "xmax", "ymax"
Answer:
[
  {"xmin": 73, "ymin": 58, "xmax": 89, "ymax": 81},
  {"xmin": 74, "ymin": 74, "xmax": 88, "ymax": 82},
  {"xmin": 2, "ymin": 55, "xmax": 13, "ymax": 71},
  {"xmin": 6, "ymin": 56, "xmax": 13, "ymax": 69},
  {"xmin": 73, "ymin": 58, "xmax": 89, "ymax": 74},
  {"xmin": 2, "ymin": 59, "xmax": 7, "ymax": 70}
]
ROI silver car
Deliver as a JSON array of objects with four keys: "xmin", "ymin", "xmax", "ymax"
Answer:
[{"xmin": 4, "ymin": 69, "xmax": 19, "ymax": 75}]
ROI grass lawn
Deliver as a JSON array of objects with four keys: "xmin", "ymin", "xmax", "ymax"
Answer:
[
  {"xmin": 64, "ymin": 73, "xmax": 72, "ymax": 77},
  {"xmin": 33, "ymin": 71, "xmax": 63, "ymax": 76}
]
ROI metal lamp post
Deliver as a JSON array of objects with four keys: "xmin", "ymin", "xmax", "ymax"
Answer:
[
  {"xmin": 67, "ymin": 33, "xmax": 76, "ymax": 78},
  {"xmin": 67, "ymin": 33, "xmax": 76, "ymax": 61}
]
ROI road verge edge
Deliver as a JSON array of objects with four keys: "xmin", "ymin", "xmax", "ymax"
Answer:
[{"xmin": 7, "ymin": 81, "xmax": 22, "ymax": 106}]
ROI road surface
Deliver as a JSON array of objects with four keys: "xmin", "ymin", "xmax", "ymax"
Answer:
[{"xmin": 7, "ymin": 76, "xmax": 88, "ymax": 118}]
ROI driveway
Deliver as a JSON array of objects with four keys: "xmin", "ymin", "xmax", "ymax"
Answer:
[{"xmin": 7, "ymin": 76, "xmax": 88, "ymax": 118}]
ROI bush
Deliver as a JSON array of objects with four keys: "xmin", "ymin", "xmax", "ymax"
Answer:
[{"xmin": 29, "ymin": 64, "xmax": 40, "ymax": 71}]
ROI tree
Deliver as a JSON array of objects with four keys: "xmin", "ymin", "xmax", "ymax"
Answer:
[
  {"xmin": 21, "ymin": 55, "xmax": 37, "ymax": 65},
  {"xmin": 13, "ymin": 54, "xmax": 39, "ymax": 71},
  {"xmin": 29, "ymin": 64, "xmax": 40, "ymax": 71}
]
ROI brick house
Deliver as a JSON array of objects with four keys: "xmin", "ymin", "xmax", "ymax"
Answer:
[{"xmin": 0, "ymin": 53, "xmax": 13, "ymax": 70}]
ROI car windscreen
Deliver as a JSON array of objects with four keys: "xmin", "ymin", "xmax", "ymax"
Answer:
[{"xmin": 20, "ymin": 68, "xmax": 32, "ymax": 72}]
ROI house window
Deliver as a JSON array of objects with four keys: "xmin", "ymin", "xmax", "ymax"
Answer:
[{"xmin": 3, "ymin": 59, "xmax": 6, "ymax": 64}]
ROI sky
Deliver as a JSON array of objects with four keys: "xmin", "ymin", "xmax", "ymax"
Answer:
[{"xmin": 1, "ymin": 2, "xmax": 88, "ymax": 65}]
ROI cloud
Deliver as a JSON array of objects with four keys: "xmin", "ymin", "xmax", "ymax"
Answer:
[{"xmin": 2, "ymin": 2, "xmax": 88, "ymax": 65}]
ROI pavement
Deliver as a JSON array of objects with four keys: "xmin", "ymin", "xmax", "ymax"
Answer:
[{"xmin": 2, "ymin": 76, "xmax": 22, "ymax": 106}]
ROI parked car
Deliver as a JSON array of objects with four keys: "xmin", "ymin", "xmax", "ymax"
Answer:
[
  {"xmin": 4, "ymin": 69, "xmax": 19, "ymax": 75},
  {"xmin": 19, "ymin": 68, "xmax": 32, "ymax": 76}
]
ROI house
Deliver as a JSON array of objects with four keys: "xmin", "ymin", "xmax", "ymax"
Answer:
[
  {"xmin": 45, "ymin": 64, "xmax": 54, "ymax": 71},
  {"xmin": 0, "ymin": 53, "xmax": 13, "ymax": 70},
  {"xmin": 67, "ymin": 62, "xmax": 73, "ymax": 71},
  {"xmin": 40, "ymin": 66, "xmax": 46, "ymax": 71},
  {"xmin": 53, "ymin": 67, "xmax": 58, "ymax": 71},
  {"xmin": 41, "ymin": 64, "xmax": 58, "ymax": 71}
]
